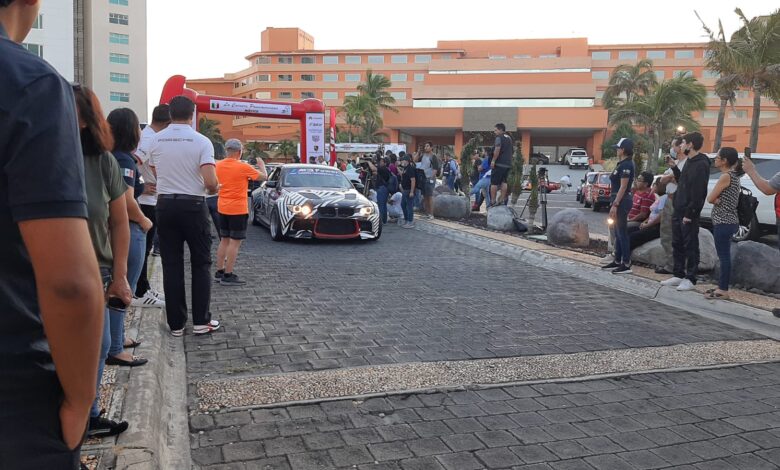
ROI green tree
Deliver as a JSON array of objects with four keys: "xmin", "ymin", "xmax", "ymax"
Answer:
[
  {"xmin": 508, "ymin": 141, "xmax": 526, "ymax": 205},
  {"xmin": 357, "ymin": 70, "xmax": 398, "ymax": 113},
  {"xmin": 340, "ymin": 70, "xmax": 398, "ymax": 143},
  {"xmin": 198, "ymin": 117, "xmax": 224, "ymax": 145},
  {"xmin": 609, "ymin": 75, "xmax": 706, "ymax": 173},
  {"xmin": 458, "ymin": 135, "xmax": 482, "ymax": 196},
  {"xmin": 244, "ymin": 141, "xmax": 269, "ymax": 163},
  {"xmin": 276, "ymin": 139, "xmax": 297, "ymax": 161},
  {"xmin": 526, "ymin": 163, "xmax": 540, "ymax": 229},
  {"xmin": 603, "ymin": 59, "xmax": 658, "ymax": 113}
]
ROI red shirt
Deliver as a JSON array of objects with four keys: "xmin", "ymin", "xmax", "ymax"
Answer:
[{"xmin": 629, "ymin": 189, "xmax": 655, "ymax": 220}]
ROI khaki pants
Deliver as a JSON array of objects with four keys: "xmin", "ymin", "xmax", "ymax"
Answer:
[{"xmin": 659, "ymin": 197, "xmax": 674, "ymax": 271}]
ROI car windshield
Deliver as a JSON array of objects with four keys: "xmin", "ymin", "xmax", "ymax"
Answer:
[
  {"xmin": 587, "ymin": 174, "xmax": 597, "ymax": 184},
  {"xmin": 283, "ymin": 167, "xmax": 353, "ymax": 189},
  {"xmin": 709, "ymin": 157, "xmax": 780, "ymax": 179},
  {"xmin": 598, "ymin": 174, "xmax": 610, "ymax": 184}
]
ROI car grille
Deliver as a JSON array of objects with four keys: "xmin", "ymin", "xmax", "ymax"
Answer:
[
  {"xmin": 315, "ymin": 219, "xmax": 358, "ymax": 236},
  {"xmin": 318, "ymin": 207, "xmax": 354, "ymax": 217}
]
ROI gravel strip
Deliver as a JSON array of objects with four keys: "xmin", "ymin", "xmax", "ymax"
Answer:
[{"xmin": 196, "ymin": 339, "xmax": 780, "ymax": 410}]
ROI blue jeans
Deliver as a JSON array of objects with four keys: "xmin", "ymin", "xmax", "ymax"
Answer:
[
  {"xmin": 471, "ymin": 177, "xmax": 491, "ymax": 207},
  {"xmin": 92, "ymin": 269, "xmax": 113, "ymax": 418},
  {"xmin": 413, "ymin": 189, "xmax": 422, "ymax": 210},
  {"xmin": 376, "ymin": 186, "xmax": 389, "ymax": 224},
  {"xmin": 446, "ymin": 174, "xmax": 456, "ymax": 190},
  {"xmin": 714, "ymin": 223, "xmax": 738, "ymax": 290},
  {"xmin": 108, "ymin": 222, "xmax": 146, "ymax": 356},
  {"xmin": 613, "ymin": 196, "xmax": 632, "ymax": 265},
  {"xmin": 401, "ymin": 191, "xmax": 415, "ymax": 223}
]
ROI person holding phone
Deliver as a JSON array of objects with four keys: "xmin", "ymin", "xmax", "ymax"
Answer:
[{"xmin": 742, "ymin": 147, "xmax": 780, "ymax": 252}]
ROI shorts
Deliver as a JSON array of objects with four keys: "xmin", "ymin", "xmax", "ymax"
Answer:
[
  {"xmin": 218, "ymin": 213, "xmax": 248, "ymax": 240},
  {"xmin": 491, "ymin": 166, "xmax": 510, "ymax": 186},
  {"xmin": 423, "ymin": 178, "xmax": 435, "ymax": 197}
]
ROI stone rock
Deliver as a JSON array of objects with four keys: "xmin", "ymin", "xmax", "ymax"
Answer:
[
  {"xmin": 434, "ymin": 185, "xmax": 456, "ymax": 195},
  {"xmin": 432, "ymin": 194, "xmax": 470, "ymax": 219},
  {"xmin": 631, "ymin": 228, "xmax": 717, "ymax": 271},
  {"xmin": 547, "ymin": 209, "xmax": 590, "ymax": 248},
  {"xmin": 486, "ymin": 205, "xmax": 518, "ymax": 231},
  {"xmin": 731, "ymin": 241, "xmax": 780, "ymax": 294}
]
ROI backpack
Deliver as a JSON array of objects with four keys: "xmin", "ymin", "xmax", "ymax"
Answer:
[
  {"xmin": 414, "ymin": 166, "xmax": 426, "ymax": 191},
  {"xmin": 430, "ymin": 154, "xmax": 441, "ymax": 177},
  {"xmin": 736, "ymin": 186, "xmax": 759, "ymax": 227},
  {"xmin": 387, "ymin": 173, "xmax": 399, "ymax": 194}
]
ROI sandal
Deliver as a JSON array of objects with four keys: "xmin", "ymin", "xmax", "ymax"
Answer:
[
  {"xmin": 704, "ymin": 288, "xmax": 717, "ymax": 294},
  {"xmin": 124, "ymin": 339, "xmax": 141, "ymax": 348},
  {"xmin": 706, "ymin": 291, "xmax": 730, "ymax": 300},
  {"xmin": 105, "ymin": 355, "xmax": 148, "ymax": 367}
]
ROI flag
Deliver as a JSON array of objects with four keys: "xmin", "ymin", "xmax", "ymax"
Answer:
[{"xmin": 329, "ymin": 107, "xmax": 337, "ymax": 166}]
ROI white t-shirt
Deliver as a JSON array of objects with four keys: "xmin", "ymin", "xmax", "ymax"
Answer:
[
  {"xmin": 388, "ymin": 191, "xmax": 403, "ymax": 217},
  {"xmin": 665, "ymin": 158, "xmax": 687, "ymax": 195},
  {"xmin": 135, "ymin": 125, "xmax": 158, "ymax": 206},
  {"xmin": 149, "ymin": 124, "xmax": 215, "ymax": 197}
]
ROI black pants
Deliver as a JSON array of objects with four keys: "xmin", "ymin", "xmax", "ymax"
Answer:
[
  {"xmin": 206, "ymin": 196, "xmax": 220, "ymax": 239},
  {"xmin": 629, "ymin": 224, "xmax": 660, "ymax": 251},
  {"xmin": 135, "ymin": 203, "xmax": 156, "ymax": 297},
  {"xmin": 156, "ymin": 197, "xmax": 212, "ymax": 330},
  {"xmin": 671, "ymin": 215, "xmax": 700, "ymax": 283}
]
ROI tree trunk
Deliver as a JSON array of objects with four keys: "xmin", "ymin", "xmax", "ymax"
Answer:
[
  {"xmin": 713, "ymin": 99, "xmax": 727, "ymax": 152},
  {"xmin": 647, "ymin": 129, "xmax": 661, "ymax": 174},
  {"xmin": 749, "ymin": 89, "xmax": 761, "ymax": 150}
]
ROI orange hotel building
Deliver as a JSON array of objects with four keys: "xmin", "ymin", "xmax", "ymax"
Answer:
[{"xmin": 188, "ymin": 27, "xmax": 780, "ymax": 162}]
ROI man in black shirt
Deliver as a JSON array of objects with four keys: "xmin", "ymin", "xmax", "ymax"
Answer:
[
  {"xmin": 490, "ymin": 123, "xmax": 513, "ymax": 206},
  {"xmin": 0, "ymin": 1, "xmax": 105, "ymax": 468}
]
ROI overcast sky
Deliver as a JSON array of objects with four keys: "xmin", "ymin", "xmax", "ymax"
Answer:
[{"xmin": 146, "ymin": 0, "xmax": 777, "ymax": 117}]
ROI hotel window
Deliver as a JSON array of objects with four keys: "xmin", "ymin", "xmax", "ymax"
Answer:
[
  {"xmin": 323, "ymin": 91, "xmax": 338, "ymax": 100},
  {"xmin": 441, "ymin": 54, "xmax": 452, "ymax": 60},
  {"xmin": 108, "ymin": 13, "xmax": 128, "ymax": 25},
  {"xmin": 539, "ymin": 54, "xmax": 558, "ymax": 59},
  {"xmin": 277, "ymin": 74, "xmax": 292, "ymax": 81},
  {"xmin": 703, "ymin": 70, "xmax": 720, "ymax": 79},
  {"xmin": 414, "ymin": 54, "xmax": 432, "ymax": 63},
  {"xmin": 109, "ymin": 52, "xmax": 129, "ymax": 64},
  {"xmin": 735, "ymin": 91, "xmax": 749, "ymax": 99},
  {"xmin": 345, "ymin": 56, "xmax": 361, "ymax": 64},
  {"xmin": 729, "ymin": 110, "xmax": 748, "ymax": 119},
  {"xmin": 707, "ymin": 91, "xmax": 719, "ymax": 99},
  {"xmin": 595, "ymin": 91, "xmax": 605, "ymax": 99},
  {"xmin": 591, "ymin": 51, "xmax": 611, "ymax": 60},
  {"xmin": 323, "ymin": 73, "xmax": 338, "ymax": 82},
  {"xmin": 760, "ymin": 111, "xmax": 779, "ymax": 119},
  {"xmin": 22, "ymin": 43, "xmax": 43, "ymax": 58},
  {"xmin": 592, "ymin": 71, "xmax": 609, "ymax": 80},
  {"xmin": 278, "ymin": 56, "xmax": 293, "ymax": 64},
  {"xmin": 110, "ymin": 72, "xmax": 129, "ymax": 83},
  {"xmin": 278, "ymin": 92, "xmax": 292, "ymax": 99},
  {"xmin": 301, "ymin": 91, "xmax": 315, "ymax": 99},
  {"xmin": 368, "ymin": 55, "xmax": 384, "ymax": 64},
  {"xmin": 391, "ymin": 92, "xmax": 407, "ymax": 100},
  {"xmin": 255, "ymin": 91, "xmax": 271, "ymax": 99},
  {"xmin": 618, "ymin": 50, "xmax": 637, "ymax": 60},
  {"xmin": 300, "ymin": 56, "xmax": 315, "ymax": 64},
  {"xmin": 675, "ymin": 50, "xmax": 695, "ymax": 59},
  {"xmin": 323, "ymin": 56, "xmax": 339, "ymax": 64},
  {"xmin": 110, "ymin": 91, "xmax": 129, "ymax": 102},
  {"xmin": 489, "ymin": 55, "xmax": 506, "ymax": 60},
  {"xmin": 345, "ymin": 91, "xmax": 358, "ymax": 97},
  {"xmin": 345, "ymin": 73, "xmax": 361, "ymax": 82},
  {"xmin": 647, "ymin": 50, "xmax": 666, "ymax": 59},
  {"xmin": 414, "ymin": 73, "xmax": 425, "ymax": 82},
  {"xmin": 301, "ymin": 74, "xmax": 315, "ymax": 81},
  {"xmin": 654, "ymin": 70, "xmax": 665, "ymax": 80},
  {"xmin": 109, "ymin": 32, "xmax": 129, "ymax": 44},
  {"xmin": 702, "ymin": 111, "xmax": 719, "ymax": 119},
  {"xmin": 110, "ymin": 0, "xmax": 129, "ymax": 4},
  {"xmin": 391, "ymin": 55, "xmax": 408, "ymax": 64},
  {"xmin": 256, "ymin": 74, "xmax": 270, "ymax": 82},
  {"xmin": 391, "ymin": 73, "xmax": 407, "ymax": 82},
  {"xmin": 32, "ymin": 14, "xmax": 43, "ymax": 29},
  {"xmin": 674, "ymin": 70, "xmax": 692, "ymax": 78},
  {"xmin": 256, "ymin": 56, "xmax": 271, "ymax": 65},
  {"xmin": 513, "ymin": 54, "xmax": 531, "ymax": 59}
]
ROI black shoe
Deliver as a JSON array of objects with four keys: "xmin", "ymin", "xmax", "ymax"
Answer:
[
  {"xmin": 612, "ymin": 264, "xmax": 633, "ymax": 274},
  {"xmin": 773, "ymin": 308, "xmax": 780, "ymax": 318},
  {"xmin": 214, "ymin": 269, "xmax": 224, "ymax": 282},
  {"xmin": 220, "ymin": 273, "xmax": 246, "ymax": 286},
  {"xmin": 601, "ymin": 261, "xmax": 620, "ymax": 270},
  {"xmin": 654, "ymin": 267, "xmax": 672, "ymax": 274},
  {"xmin": 88, "ymin": 416, "xmax": 129, "ymax": 438}
]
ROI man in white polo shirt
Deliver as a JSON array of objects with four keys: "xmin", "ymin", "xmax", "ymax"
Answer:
[{"xmin": 149, "ymin": 96, "xmax": 220, "ymax": 337}]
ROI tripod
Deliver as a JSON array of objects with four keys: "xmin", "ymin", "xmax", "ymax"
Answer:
[{"xmin": 517, "ymin": 169, "xmax": 549, "ymax": 231}]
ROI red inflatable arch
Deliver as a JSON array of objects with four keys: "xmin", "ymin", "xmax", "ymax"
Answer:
[{"xmin": 159, "ymin": 75, "xmax": 326, "ymax": 163}]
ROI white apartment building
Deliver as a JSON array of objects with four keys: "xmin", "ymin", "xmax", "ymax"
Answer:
[{"xmin": 23, "ymin": 0, "xmax": 148, "ymax": 121}]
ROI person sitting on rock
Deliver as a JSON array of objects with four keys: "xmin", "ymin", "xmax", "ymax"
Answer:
[{"xmin": 629, "ymin": 180, "xmax": 667, "ymax": 252}]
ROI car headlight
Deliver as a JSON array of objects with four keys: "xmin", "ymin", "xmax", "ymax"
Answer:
[
  {"xmin": 359, "ymin": 206, "xmax": 374, "ymax": 216},
  {"xmin": 287, "ymin": 204, "xmax": 312, "ymax": 217}
]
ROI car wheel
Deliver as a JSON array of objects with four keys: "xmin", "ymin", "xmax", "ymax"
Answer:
[
  {"xmin": 251, "ymin": 203, "xmax": 261, "ymax": 226},
  {"xmin": 732, "ymin": 215, "xmax": 760, "ymax": 242},
  {"xmin": 592, "ymin": 202, "xmax": 600, "ymax": 212},
  {"xmin": 368, "ymin": 222, "xmax": 382, "ymax": 241},
  {"xmin": 584, "ymin": 199, "xmax": 592, "ymax": 208},
  {"xmin": 269, "ymin": 210, "xmax": 285, "ymax": 241}
]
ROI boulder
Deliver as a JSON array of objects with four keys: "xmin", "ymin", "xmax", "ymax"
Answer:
[
  {"xmin": 731, "ymin": 241, "xmax": 780, "ymax": 294},
  {"xmin": 434, "ymin": 185, "xmax": 456, "ymax": 195},
  {"xmin": 487, "ymin": 205, "xmax": 518, "ymax": 231},
  {"xmin": 547, "ymin": 209, "xmax": 590, "ymax": 248},
  {"xmin": 432, "ymin": 194, "xmax": 470, "ymax": 219},
  {"xmin": 631, "ymin": 228, "xmax": 717, "ymax": 271}
]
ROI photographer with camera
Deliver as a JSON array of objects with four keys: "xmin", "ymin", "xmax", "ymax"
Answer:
[{"xmin": 415, "ymin": 142, "xmax": 439, "ymax": 220}]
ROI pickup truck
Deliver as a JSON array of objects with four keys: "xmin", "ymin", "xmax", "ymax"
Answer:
[{"xmin": 564, "ymin": 148, "xmax": 589, "ymax": 169}]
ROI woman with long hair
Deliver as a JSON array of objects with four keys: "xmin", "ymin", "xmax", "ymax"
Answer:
[
  {"xmin": 706, "ymin": 147, "xmax": 743, "ymax": 300},
  {"xmin": 72, "ymin": 85, "xmax": 131, "ymax": 438},
  {"xmin": 106, "ymin": 108, "xmax": 151, "ymax": 367}
]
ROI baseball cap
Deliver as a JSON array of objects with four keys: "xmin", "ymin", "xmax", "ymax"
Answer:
[
  {"xmin": 225, "ymin": 139, "xmax": 242, "ymax": 151},
  {"xmin": 612, "ymin": 137, "xmax": 634, "ymax": 153},
  {"xmin": 400, "ymin": 154, "xmax": 411, "ymax": 162}
]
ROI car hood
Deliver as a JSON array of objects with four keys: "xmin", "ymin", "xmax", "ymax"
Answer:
[{"xmin": 283, "ymin": 187, "xmax": 370, "ymax": 205}]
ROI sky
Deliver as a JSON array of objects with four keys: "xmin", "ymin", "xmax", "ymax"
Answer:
[{"xmin": 146, "ymin": 0, "xmax": 777, "ymax": 118}]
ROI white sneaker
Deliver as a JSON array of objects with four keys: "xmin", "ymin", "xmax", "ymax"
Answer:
[
  {"xmin": 676, "ymin": 279, "xmax": 695, "ymax": 291},
  {"xmin": 426, "ymin": 214, "xmax": 435, "ymax": 220},
  {"xmin": 193, "ymin": 320, "xmax": 221, "ymax": 335},
  {"xmin": 660, "ymin": 277, "xmax": 684, "ymax": 287},
  {"xmin": 131, "ymin": 292, "xmax": 165, "ymax": 308},
  {"xmin": 148, "ymin": 289, "xmax": 165, "ymax": 301}
]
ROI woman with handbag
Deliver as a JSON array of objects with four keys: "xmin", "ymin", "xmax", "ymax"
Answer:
[{"xmin": 706, "ymin": 147, "xmax": 742, "ymax": 300}]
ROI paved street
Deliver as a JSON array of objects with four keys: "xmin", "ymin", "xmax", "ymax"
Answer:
[{"xmin": 186, "ymin": 223, "xmax": 778, "ymax": 469}]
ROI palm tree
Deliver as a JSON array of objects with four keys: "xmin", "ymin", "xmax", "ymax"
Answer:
[
  {"xmin": 603, "ymin": 59, "xmax": 658, "ymax": 114},
  {"xmin": 198, "ymin": 117, "xmax": 224, "ymax": 145},
  {"xmin": 276, "ymin": 140, "xmax": 296, "ymax": 161},
  {"xmin": 341, "ymin": 93, "xmax": 382, "ymax": 143},
  {"xmin": 244, "ymin": 141, "xmax": 269, "ymax": 162},
  {"xmin": 610, "ymin": 76, "xmax": 707, "ymax": 173},
  {"xmin": 357, "ymin": 70, "xmax": 398, "ymax": 113}
]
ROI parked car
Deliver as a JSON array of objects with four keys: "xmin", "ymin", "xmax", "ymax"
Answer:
[
  {"xmin": 577, "ymin": 171, "xmax": 598, "ymax": 203},
  {"xmin": 250, "ymin": 164, "xmax": 381, "ymax": 241},
  {"xmin": 700, "ymin": 153, "xmax": 780, "ymax": 241},
  {"xmin": 530, "ymin": 152, "xmax": 550, "ymax": 165},
  {"xmin": 522, "ymin": 177, "xmax": 562, "ymax": 193},
  {"xmin": 583, "ymin": 172, "xmax": 612, "ymax": 211},
  {"xmin": 564, "ymin": 148, "xmax": 589, "ymax": 169}
]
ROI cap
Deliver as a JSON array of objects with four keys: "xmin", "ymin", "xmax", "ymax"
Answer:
[
  {"xmin": 225, "ymin": 139, "xmax": 243, "ymax": 151},
  {"xmin": 612, "ymin": 137, "xmax": 634, "ymax": 153},
  {"xmin": 400, "ymin": 154, "xmax": 411, "ymax": 162}
]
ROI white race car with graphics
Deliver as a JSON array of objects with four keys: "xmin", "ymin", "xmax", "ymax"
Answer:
[{"xmin": 250, "ymin": 164, "xmax": 381, "ymax": 241}]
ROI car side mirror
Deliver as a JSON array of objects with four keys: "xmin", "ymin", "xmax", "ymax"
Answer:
[
  {"xmin": 581, "ymin": 178, "xmax": 586, "ymax": 183},
  {"xmin": 352, "ymin": 180, "xmax": 365, "ymax": 191},
  {"xmin": 266, "ymin": 180, "xmax": 277, "ymax": 189}
]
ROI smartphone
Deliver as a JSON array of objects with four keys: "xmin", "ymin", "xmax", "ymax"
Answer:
[
  {"xmin": 744, "ymin": 147, "xmax": 752, "ymax": 160},
  {"xmin": 108, "ymin": 296, "xmax": 128, "ymax": 310}
]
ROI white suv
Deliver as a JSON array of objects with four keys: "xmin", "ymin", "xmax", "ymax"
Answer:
[{"xmin": 564, "ymin": 148, "xmax": 589, "ymax": 169}]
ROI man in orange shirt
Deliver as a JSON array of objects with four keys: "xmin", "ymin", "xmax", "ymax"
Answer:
[{"xmin": 215, "ymin": 139, "xmax": 266, "ymax": 285}]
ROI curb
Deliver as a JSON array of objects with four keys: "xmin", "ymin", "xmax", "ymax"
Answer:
[
  {"xmin": 415, "ymin": 221, "xmax": 780, "ymax": 340},
  {"xmin": 113, "ymin": 262, "xmax": 191, "ymax": 470}
]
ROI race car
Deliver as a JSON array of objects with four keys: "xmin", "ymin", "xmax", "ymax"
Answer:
[{"xmin": 250, "ymin": 164, "xmax": 381, "ymax": 241}]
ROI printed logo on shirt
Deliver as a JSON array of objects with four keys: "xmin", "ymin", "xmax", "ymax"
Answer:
[{"xmin": 123, "ymin": 168, "xmax": 135, "ymax": 179}]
